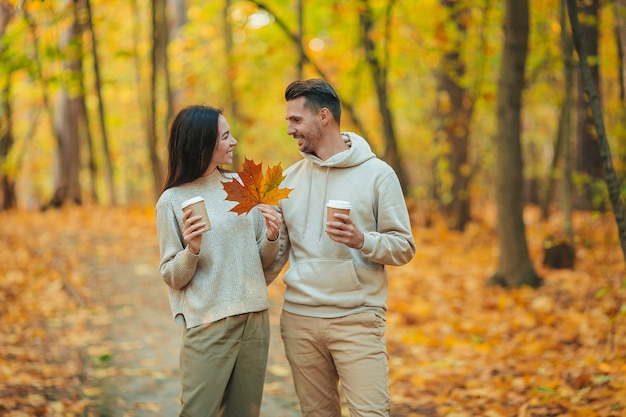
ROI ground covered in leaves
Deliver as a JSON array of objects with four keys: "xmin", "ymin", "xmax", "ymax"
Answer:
[{"xmin": 0, "ymin": 204, "xmax": 625, "ymax": 416}]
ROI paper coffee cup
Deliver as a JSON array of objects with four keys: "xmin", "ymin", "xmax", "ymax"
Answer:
[
  {"xmin": 181, "ymin": 196, "xmax": 211, "ymax": 233},
  {"xmin": 326, "ymin": 200, "xmax": 352, "ymax": 222}
]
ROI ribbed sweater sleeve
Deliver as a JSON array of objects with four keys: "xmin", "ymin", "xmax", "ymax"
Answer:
[{"xmin": 156, "ymin": 199, "xmax": 199, "ymax": 290}]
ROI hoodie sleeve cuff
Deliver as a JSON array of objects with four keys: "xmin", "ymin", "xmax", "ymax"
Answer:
[{"xmin": 360, "ymin": 233, "xmax": 374, "ymax": 254}]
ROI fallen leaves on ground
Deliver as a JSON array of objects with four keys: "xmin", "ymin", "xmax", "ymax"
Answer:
[
  {"xmin": 0, "ymin": 205, "xmax": 156, "ymax": 416},
  {"xmin": 387, "ymin": 206, "xmax": 626, "ymax": 416},
  {"xmin": 1, "ymin": 204, "xmax": 625, "ymax": 416}
]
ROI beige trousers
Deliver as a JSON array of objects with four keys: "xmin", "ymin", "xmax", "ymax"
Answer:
[
  {"xmin": 179, "ymin": 310, "xmax": 269, "ymax": 417},
  {"xmin": 280, "ymin": 310, "xmax": 390, "ymax": 417}
]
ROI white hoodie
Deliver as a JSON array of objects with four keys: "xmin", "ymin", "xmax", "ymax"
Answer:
[{"xmin": 266, "ymin": 132, "xmax": 415, "ymax": 318}]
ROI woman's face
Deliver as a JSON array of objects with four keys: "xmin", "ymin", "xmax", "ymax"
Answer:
[{"xmin": 207, "ymin": 115, "xmax": 237, "ymax": 173}]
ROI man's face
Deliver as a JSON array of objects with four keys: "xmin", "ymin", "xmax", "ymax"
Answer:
[{"xmin": 285, "ymin": 96, "xmax": 323, "ymax": 154}]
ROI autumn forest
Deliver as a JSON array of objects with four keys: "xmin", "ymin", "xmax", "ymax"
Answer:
[{"xmin": 1, "ymin": 0, "xmax": 626, "ymax": 415}]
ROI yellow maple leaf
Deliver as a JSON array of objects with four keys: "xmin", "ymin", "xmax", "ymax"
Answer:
[{"xmin": 223, "ymin": 158, "xmax": 293, "ymax": 215}]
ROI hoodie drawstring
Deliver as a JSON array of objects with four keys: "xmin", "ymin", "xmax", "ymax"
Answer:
[
  {"xmin": 302, "ymin": 163, "xmax": 331, "ymax": 242},
  {"xmin": 318, "ymin": 167, "xmax": 330, "ymax": 241},
  {"xmin": 302, "ymin": 166, "xmax": 313, "ymax": 240}
]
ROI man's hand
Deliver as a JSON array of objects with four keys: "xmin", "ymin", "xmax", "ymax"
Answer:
[{"xmin": 326, "ymin": 213, "xmax": 364, "ymax": 249}]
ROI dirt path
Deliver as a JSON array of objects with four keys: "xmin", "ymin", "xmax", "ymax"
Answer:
[{"xmin": 88, "ymin": 257, "xmax": 300, "ymax": 416}]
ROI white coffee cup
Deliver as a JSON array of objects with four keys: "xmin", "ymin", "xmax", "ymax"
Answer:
[
  {"xmin": 181, "ymin": 196, "xmax": 211, "ymax": 233},
  {"xmin": 326, "ymin": 200, "xmax": 352, "ymax": 222}
]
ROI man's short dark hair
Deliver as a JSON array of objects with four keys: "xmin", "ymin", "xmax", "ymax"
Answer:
[{"xmin": 285, "ymin": 79, "xmax": 341, "ymax": 124}]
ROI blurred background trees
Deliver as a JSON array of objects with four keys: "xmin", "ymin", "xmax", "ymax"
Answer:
[{"xmin": 0, "ymin": 0, "xmax": 625, "ymax": 285}]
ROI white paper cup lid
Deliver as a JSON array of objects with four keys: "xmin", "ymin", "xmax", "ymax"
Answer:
[
  {"xmin": 181, "ymin": 196, "xmax": 204, "ymax": 209},
  {"xmin": 326, "ymin": 200, "xmax": 352, "ymax": 209}
]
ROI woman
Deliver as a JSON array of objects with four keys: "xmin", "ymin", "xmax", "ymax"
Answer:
[{"xmin": 155, "ymin": 105, "xmax": 282, "ymax": 417}]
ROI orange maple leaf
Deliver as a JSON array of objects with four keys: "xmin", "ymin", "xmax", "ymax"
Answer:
[{"xmin": 223, "ymin": 158, "xmax": 293, "ymax": 215}]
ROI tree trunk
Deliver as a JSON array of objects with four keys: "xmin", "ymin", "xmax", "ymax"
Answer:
[
  {"xmin": 615, "ymin": 0, "xmax": 626, "ymax": 177},
  {"xmin": 560, "ymin": 0, "xmax": 575, "ymax": 245},
  {"xmin": 540, "ymin": 0, "xmax": 576, "ymax": 224},
  {"xmin": 166, "ymin": 0, "xmax": 185, "ymax": 114},
  {"xmin": 0, "ymin": 1, "xmax": 16, "ymax": 210},
  {"xmin": 616, "ymin": 0, "xmax": 626, "ymax": 103},
  {"xmin": 52, "ymin": 97, "xmax": 83, "ymax": 207},
  {"xmin": 224, "ymin": 0, "xmax": 241, "ymax": 169},
  {"xmin": 489, "ymin": 0, "xmax": 542, "ymax": 288},
  {"xmin": 359, "ymin": 0, "xmax": 409, "ymax": 194},
  {"xmin": 0, "ymin": 79, "xmax": 16, "ymax": 210},
  {"xmin": 147, "ymin": 0, "xmax": 167, "ymax": 198},
  {"xmin": 72, "ymin": 0, "xmax": 97, "ymax": 205},
  {"xmin": 296, "ymin": 0, "xmax": 304, "ymax": 80},
  {"xmin": 567, "ymin": 0, "xmax": 626, "ymax": 264},
  {"xmin": 574, "ymin": 0, "xmax": 603, "ymax": 210},
  {"xmin": 539, "ymin": 98, "xmax": 565, "ymax": 219},
  {"xmin": 48, "ymin": 1, "xmax": 87, "ymax": 208},
  {"xmin": 161, "ymin": 1, "xmax": 174, "ymax": 131},
  {"xmin": 84, "ymin": 0, "xmax": 116, "ymax": 205},
  {"xmin": 541, "ymin": 0, "xmax": 576, "ymax": 264},
  {"xmin": 433, "ymin": 0, "xmax": 473, "ymax": 231}
]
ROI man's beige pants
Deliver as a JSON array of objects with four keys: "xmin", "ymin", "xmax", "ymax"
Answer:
[
  {"xmin": 179, "ymin": 310, "xmax": 269, "ymax": 417},
  {"xmin": 281, "ymin": 310, "xmax": 390, "ymax": 417}
]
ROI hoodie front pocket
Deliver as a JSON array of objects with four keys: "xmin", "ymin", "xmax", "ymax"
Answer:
[{"xmin": 283, "ymin": 259, "xmax": 365, "ymax": 308}]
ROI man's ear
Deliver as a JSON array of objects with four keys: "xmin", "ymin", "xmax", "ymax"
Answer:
[{"xmin": 319, "ymin": 107, "xmax": 330, "ymax": 125}]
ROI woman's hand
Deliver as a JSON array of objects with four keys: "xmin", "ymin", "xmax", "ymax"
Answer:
[
  {"xmin": 257, "ymin": 204, "xmax": 282, "ymax": 241},
  {"xmin": 182, "ymin": 208, "xmax": 205, "ymax": 254}
]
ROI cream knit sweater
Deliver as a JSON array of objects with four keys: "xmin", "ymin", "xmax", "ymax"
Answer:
[{"xmin": 155, "ymin": 170, "xmax": 279, "ymax": 329}]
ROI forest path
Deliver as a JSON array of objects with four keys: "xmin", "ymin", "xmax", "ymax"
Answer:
[{"xmin": 86, "ymin": 250, "xmax": 300, "ymax": 416}]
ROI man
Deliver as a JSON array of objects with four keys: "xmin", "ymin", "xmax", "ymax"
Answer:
[{"xmin": 267, "ymin": 79, "xmax": 415, "ymax": 417}]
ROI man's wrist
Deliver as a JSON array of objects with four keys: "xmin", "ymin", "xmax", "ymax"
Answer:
[{"xmin": 357, "ymin": 232, "xmax": 365, "ymax": 250}]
